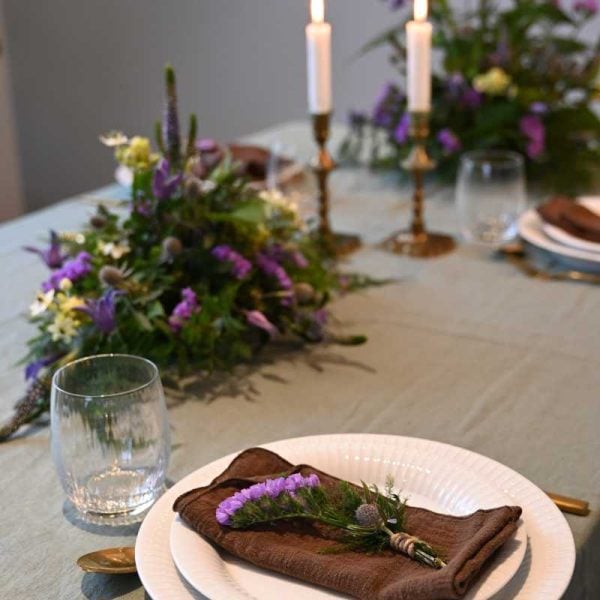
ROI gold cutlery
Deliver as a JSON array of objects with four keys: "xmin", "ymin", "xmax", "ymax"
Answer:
[{"xmin": 545, "ymin": 492, "xmax": 590, "ymax": 516}]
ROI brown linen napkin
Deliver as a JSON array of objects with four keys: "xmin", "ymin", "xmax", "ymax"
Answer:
[
  {"xmin": 537, "ymin": 196, "xmax": 600, "ymax": 243},
  {"xmin": 173, "ymin": 448, "xmax": 522, "ymax": 600}
]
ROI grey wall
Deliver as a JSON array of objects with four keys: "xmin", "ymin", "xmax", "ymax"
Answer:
[{"xmin": 3, "ymin": 0, "xmax": 393, "ymax": 211}]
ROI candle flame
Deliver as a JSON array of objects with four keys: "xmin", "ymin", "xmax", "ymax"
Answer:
[
  {"xmin": 311, "ymin": 0, "xmax": 325, "ymax": 23},
  {"xmin": 414, "ymin": 0, "xmax": 427, "ymax": 21}
]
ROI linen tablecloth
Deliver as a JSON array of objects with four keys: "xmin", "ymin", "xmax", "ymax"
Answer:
[{"xmin": 0, "ymin": 122, "xmax": 597, "ymax": 600}]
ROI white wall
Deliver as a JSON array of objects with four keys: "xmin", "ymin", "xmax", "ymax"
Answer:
[
  {"xmin": 3, "ymin": 0, "xmax": 393, "ymax": 211},
  {"xmin": 0, "ymin": 0, "xmax": 23, "ymax": 220}
]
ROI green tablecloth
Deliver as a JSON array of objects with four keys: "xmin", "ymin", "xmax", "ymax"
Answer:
[{"xmin": 0, "ymin": 122, "xmax": 597, "ymax": 599}]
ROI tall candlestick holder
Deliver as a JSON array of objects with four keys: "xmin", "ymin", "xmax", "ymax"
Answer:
[
  {"xmin": 311, "ymin": 113, "xmax": 361, "ymax": 256},
  {"xmin": 381, "ymin": 112, "xmax": 455, "ymax": 258}
]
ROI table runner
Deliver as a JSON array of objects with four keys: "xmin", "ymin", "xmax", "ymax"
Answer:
[{"xmin": 0, "ymin": 122, "xmax": 597, "ymax": 599}]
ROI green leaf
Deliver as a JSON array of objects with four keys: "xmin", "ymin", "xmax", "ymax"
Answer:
[{"xmin": 132, "ymin": 310, "xmax": 153, "ymax": 332}]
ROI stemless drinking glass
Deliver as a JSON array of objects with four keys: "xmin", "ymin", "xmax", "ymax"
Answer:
[
  {"xmin": 456, "ymin": 150, "xmax": 526, "ymax": 245},
  {"xmin": 51, "ymin": 354, "xmax": 170, "ymax": 522}
]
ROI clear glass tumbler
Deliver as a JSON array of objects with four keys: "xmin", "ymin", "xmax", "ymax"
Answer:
[
  {"xmin": 51, "ymin": 354, "xmax": 170, "ymax": 521},
  {"xmin": 456, "ymin": 150, "xmax": 526, "ymax": 245}
]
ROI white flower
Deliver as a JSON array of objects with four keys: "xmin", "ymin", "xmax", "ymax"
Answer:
[
  {"xmin": 30, "ymin": 290, "xmax": 55, "ymax": 317},
  {"xmin": 47, "ymin": 313, "xmax": 79, "ymax": 343},
  {"xmin": 98, "ymin": 240, "xmax": 130, "ymax": 259},
  {"xmin": 99, "ymin": 130, "xmax": 128, "ymax": 147}
]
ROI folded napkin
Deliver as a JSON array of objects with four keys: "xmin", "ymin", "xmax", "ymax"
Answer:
[
  {"xmin": 173, "ymin": 448, "xmax": 522, "ymax": 600},
  {"xmin": 538, "ymin": 196, "xmax": 600, "ymax": 243}
]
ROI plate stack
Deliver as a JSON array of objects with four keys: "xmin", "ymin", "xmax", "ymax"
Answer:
[
  {"xmin": 135, "ymin": 434, "xmax": 575, "ymax": 600},
  {"xmin": 518, "ymin": 197, "xmax": 600, "ymax": 272}
]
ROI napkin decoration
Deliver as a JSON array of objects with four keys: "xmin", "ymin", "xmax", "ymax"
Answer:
[
  {"xmin": 173, "ymin": 448, "xmax": 522, "ymax": 600},
  {"xmin": 538, "ymin": 196, "xmax": 600, "ymax": 243}
]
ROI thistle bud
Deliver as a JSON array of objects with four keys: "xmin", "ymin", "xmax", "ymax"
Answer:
[
  {"xmin": 99, "ymin": 265, "xmax": 124, "ymax": 287},
  {"xmin": 355, "ymin": 503, "xmax": 381, "ymax": 528},
  {"xmin": 161, "ymin": 236, "xmax": 183, "ymax": 260},
  {"xmin": 90, "ymin": 215, "xmax": 107, "ymax": 229},
  {"xmin": 293, "ymin": 282, "xmax": 315, "ymax": 305}
]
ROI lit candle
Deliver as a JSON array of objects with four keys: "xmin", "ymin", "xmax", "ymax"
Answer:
[
  {"xmin": 306, "ymin": 0, "xmax": 332, "ymax": 114},
  {"xmin": 406, "ymin": 0, "xmax": 432, "ymax": 112}
]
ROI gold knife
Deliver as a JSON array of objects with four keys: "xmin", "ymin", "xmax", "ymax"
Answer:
[{"xmin": 546, "ymin": 491, "xmax": 590, "ymax": 516}]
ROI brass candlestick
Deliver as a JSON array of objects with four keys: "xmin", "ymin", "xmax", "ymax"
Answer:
[
  {"xmin": 311, "ymin": 113, "xmax": 361, "ymax": 256},
  {"xmin": 381, "ymin": 112, "xmax": 455, "ymax": 258}
]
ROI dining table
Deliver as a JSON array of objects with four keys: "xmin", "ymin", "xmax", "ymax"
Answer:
[{"xmin": 0, "ymin": 121, "xmax": 597, "ymax": 600}]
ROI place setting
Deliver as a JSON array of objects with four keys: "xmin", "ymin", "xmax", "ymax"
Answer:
[{"xmin": 1, "ymin": 0, "xmax": 598, "ymax": 599}]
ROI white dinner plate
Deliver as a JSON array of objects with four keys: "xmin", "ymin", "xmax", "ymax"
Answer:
[
  {"xmin": 518, "ymin": 196, "xmax": 600, "ymax": 264},
  {"xmin": 541, "ymin": 198, "xmax": 600, "ymax": 254},
  {"xmin": 170, "ymin": 440, "xmax": 526, "ymax": 600},
  {"xmin": 136, "ymin": 434, "xmax": 576, "ymax": 600}
]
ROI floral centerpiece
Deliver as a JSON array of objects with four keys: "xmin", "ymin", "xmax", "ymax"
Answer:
[
  {"xmin": 340, "ymin": 0, "xmax": 600, "ymax": 193},
  {"xmin": 0, "ymin": 66, "xmax": 366, "ymax": 442}
]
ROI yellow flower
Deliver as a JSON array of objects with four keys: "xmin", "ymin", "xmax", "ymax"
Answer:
[
  {"xmin": 47, "ymin": 313, "xmax": 79, "ymax": 343},
  {"xmin": 59, "ymin": 278, "xmax": 72, "ymax": 291},
  {"xmin": 30, "ymin": 289, "xmax": 55, "ymax": 317},
  {"xmin": 55, "ymin": 293, "xmax": 85, "ymax": 314},
  {"xmin": 115, "ymin": 136, "xmax": 160, "ymax": 171},
  {"xmin": 473, "ymin": 68, "xmax": 512, "ymax": 96}
]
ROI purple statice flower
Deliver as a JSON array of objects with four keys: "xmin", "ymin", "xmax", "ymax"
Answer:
[
  {"xmin": 372, "ymin": 82, "xmax": 403, "ymax": 129},
  {"xmin": 529, "ymin": 102, "xmax": 548, "ymax": 115},
  {"xmin": 461, "ymin": 87, "xmax": 483, "ymax": 109},
  {"xmin": 520, "ymin": 115, "xmax": 546, "ymax": 159},
  {"xmin": 394, "ymin": 113, "xmax": 411, "ymax": 145},
  {"xmin": 211, "ymin": 245, "xmax": 252, "ymax": 279},
  {"xmin": 76, "ymin": 289, "xmax": 122, "ymax": 334},
  {"xmin": 215, "ymin": 473, "xmax": 321, "ymax": 526},
  {"xmin": 196, "ymin": 138, "xmax": 224, "ymax": 172},
  {"xmin": 256, "ymin": 253, "xmax": 293, "ymax": 290},
  {"xmin": 245, "ymin": 310, "xmax": 278, "ymax": 337},
  {"xmin": 168, "ymin": 287, "xmax": 200, "ymax": 332},
  {"xmin": 437, "ymin": 128, "xmax": 462, "ymax": 154},
  {"xmin": 574, "ymin": 0, "xmax": 598, "ymax": 13},
  {"xmin": 41, "ymin": 252, "xmax": 92, "ymax": 292},
  {"xmin": 24, "ymin": 231, "xmax": 66, "ymax": 269},
  {"xmin": 25, "ymin": 355, "xmax": 57, "ymax": 381},
  {"xmin": 152, "ymin": 159, "xmax": 183, "ymax": 201}
]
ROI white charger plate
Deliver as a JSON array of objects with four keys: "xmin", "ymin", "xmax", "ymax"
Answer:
[
  {"xmin": 136, "ymin": 434, "xmax": 575, "ymax": 600},
  {"xmin": 519, "ymin": 197, "xmax": 600, "ymax": 264},
  {"xmin": 170, "ymin": 440, "xmax": 526, "ymax": 600}
]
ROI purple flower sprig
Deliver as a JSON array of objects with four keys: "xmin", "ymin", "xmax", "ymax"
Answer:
[
  {"xmin": 153, "ymin": 159, "xmax": 183, "ymax": 201},
  {"xmin": 168, "ymin": 287, "xmax": 200, "ymax": 332},
  {"xmin": 211, "ymin": 245, "xmax": 252, "ymax": 280},
  {"xmin": 520, "ymin": 114, "xmax": 546, "ymax": 159},
  {"xmin": 41, "ymin": 252, "xmax": 92, "ymax": 292},
  {"xmin": 24, "ymin": 230, "xmax": 66, "ymax": 269},
  {"xmin": 216, "ymin": 473, "xmax": 321, "ymax": 526}
]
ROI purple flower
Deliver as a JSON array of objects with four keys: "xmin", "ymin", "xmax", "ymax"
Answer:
[
  {"xmin": 76, "ymin": 289, "xmax": 122, "ymax": 334},
  {"xmin": 394, "ymin": 113, "xmax": 411, "ymax": 145},
  {"xmin": 246, "ymin": 310, "xmax": 278, "ymax": 337},
  {"xmin": 211, "ymin": 245, "xmax": 253, "ymax": 279},
  {"xmin": 461, "ymin": 87, "xmax": 483, "ymax": 109},
  {"xmin": 446, "ymin": 73, "xmax": 466, "ymax": 97},
  {"xmin": 24, "ymin": 231, "xmax": 66, "ymax": 269},
  {"xmin": 529, "ymin": 102, "xmax": 548, "ymax": 115},
  {"xmin": 164, "ymin": 66, "xmax": 181, "ymax": 166},
  {"xmin": 437, "ymin": 128, "xmax": 462, "ymax": 154},
  {"xmin": 215, "ymin": 473, "xmax": 322, "ymax": 526},
  {"xmin": 195, "ymin": 138, "xmax": 224, "ymax": 172},
  {"xmin": 372, "ymin": 82, "xmax": 403, "ymax": 129},
  {"xmin": 152, "ymin": 159, "xmax": 183, "ymax": 201},
  {"xmin": 256, "ymin": 253, "xmax": 292, "ymax": 290},
  {"xmin": 25, "ymin": 355, "xmax": 57, "ymax": 381},
  {"xmin": 291, "ymin": 250, "xmax": 309, "ymax": 269},
  {"xmin": 574, "ymin": 0, "xmax": 598, "ymax": 13},
  {"xmin": 520, "ymin": 115, "xmax": 546, "ymax": 159},
  {"xmin": 488, "ymin": 32, "xmax": 510, "ymax": 67},
  {"xmin": 168, "ymin": 287, "xmax": 200, "ymax": 331},
  {"xmin": 41, "ymin": 252, "xmax": 92, "ymax": 292},
  {"xmin": 134, "ymin": 199, "xmax": 154, "ymax": 217}
]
